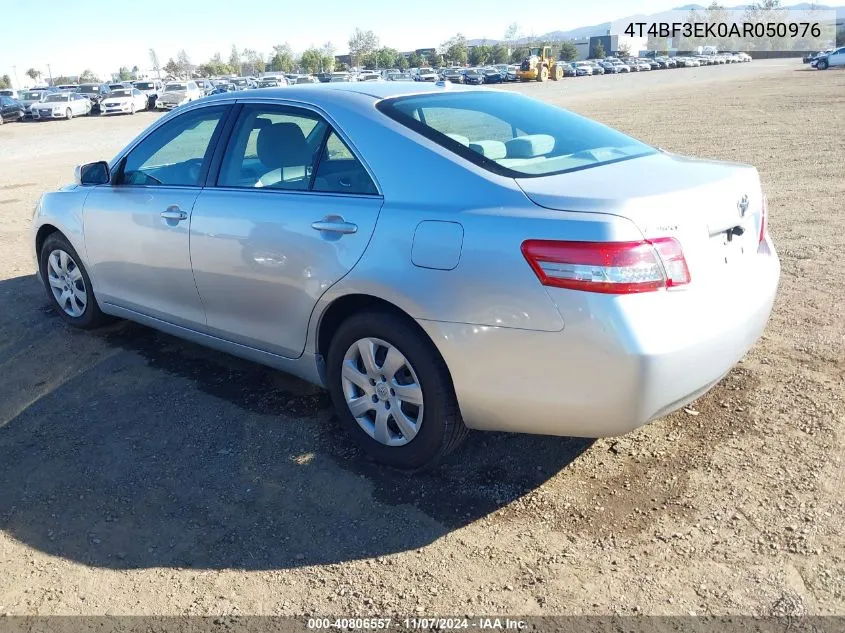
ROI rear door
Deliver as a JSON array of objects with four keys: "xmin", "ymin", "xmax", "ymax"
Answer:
[{"xmin": 189, "ymin": 102, "xmax": 383, "ymax": 358}]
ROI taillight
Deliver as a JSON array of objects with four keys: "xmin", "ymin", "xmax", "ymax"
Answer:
[{"xmin": 521, "ymin": 238, "xmax": 691, "ymax": 294}]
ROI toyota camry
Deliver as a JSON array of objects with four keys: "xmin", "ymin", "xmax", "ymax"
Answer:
[{"xmin": 31, "ymin": 82, "xmax": 779, "ymax": 470}]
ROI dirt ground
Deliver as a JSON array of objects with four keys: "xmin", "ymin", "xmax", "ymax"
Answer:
[{"xmin": 0, "ymin": 60, "xmax": 842, "ymax": 617}]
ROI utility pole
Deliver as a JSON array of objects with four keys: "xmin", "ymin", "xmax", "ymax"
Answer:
[
  {"xmin": 47, "ymin": 64, "xmax": 53, "ymax": 86},
  {"xmin": 12, "ymin": 65, "xmax": 19, "ymax": 88}
]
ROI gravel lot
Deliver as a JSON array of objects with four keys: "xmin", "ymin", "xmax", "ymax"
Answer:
[{"xmin": 0, "ymin": 60, "xmax": 843, "ymax": 617}]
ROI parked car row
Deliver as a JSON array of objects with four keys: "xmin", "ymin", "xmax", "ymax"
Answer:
[{"xmin": 0, "ymin": 51, "xmax": 758, "ymax": 126}]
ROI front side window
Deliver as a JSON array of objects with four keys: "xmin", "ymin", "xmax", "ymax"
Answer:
[
  {"xmin": 120, "ymin": 105, "xmax": 227, "ymax": 187},
  {"xmin": 377, "ymin": 91, "xmax": 655, "ymax": 177}
]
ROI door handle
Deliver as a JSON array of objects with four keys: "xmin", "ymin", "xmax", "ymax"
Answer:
[
  {"xmin": 161, "ymin": 206, "xmax": 188, "ymax": 221},
  {"xmin": 311, "ymin": 217, "xmax": 358, "ymax": 235}
]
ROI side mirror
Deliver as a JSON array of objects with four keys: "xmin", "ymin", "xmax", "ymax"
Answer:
[{"xmin": 74, "ymin": 161, "xmax": 110, "ymax": 186}]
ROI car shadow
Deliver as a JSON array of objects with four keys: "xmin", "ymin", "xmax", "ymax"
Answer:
[{"xmin": 0, "ymin": 274, "xmax": 591, "ymax": 570}]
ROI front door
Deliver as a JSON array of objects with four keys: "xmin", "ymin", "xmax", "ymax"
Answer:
[
  {"xmin": 83, "ymin": 104, "xmax": 230, "ymax": 328},
  {"xmin": 190, "ymin": 103, "xmax": 383, "ymax": 358}
]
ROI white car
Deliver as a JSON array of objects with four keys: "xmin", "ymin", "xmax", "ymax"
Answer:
[
  {"xmin": 415, "ymin": 67, "xmax": 439, "ymax": 82},
  {"xmin": 155, "ymin": 81, "xmax": 202, "ymax": 110},
  {"xmin": 101, "ymin": 87, "xmax": 148, "ymax": 115},
  {"xmin": 636, "ymin": 60, "xmax": 652, "ymax": 71},
  {"xmin": 30, "ymin": 92, "xmax": 91, "ymax": 120}
]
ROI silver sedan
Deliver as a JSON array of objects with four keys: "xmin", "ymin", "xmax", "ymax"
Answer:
[{"xmin": 31, "ymin": 83, "xmax": 780, "ymax": 470}]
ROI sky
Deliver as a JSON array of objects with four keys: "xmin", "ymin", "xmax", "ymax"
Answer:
[{"xmin": 2, "ymin": 0, "xmax": 686, "ymax": 84}]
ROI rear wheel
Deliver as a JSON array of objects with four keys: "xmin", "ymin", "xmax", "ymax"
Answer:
[{"xmin": 327, "ymin": 310, "xmax": 468, "ymax": 471}]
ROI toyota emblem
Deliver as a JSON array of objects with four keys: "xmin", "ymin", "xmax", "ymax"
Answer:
[{"xmin": 738, "ymin": 194, "xmax": 749, "ymax": 217}]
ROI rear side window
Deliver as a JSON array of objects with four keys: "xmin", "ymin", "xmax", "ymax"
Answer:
[
  {"xmin": 377, "ymin": 91, "xmax": 655, "ymax": 177},
  {"xmin": 217, "ymin": 104, "xmax": 377, "ymax": 195},
  {"xmin": 313, "ymin": 132, "xmax": 378, "ymax": 195}
]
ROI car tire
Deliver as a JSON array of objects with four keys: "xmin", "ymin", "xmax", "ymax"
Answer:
[
  {"xmin": 39, "ymin": 233, "xmax": 108, "ymax": 329},
  {"xmin": 818, "ymin": 59, "xmax": 828, "ymax": 70},
  {"xmin": 327, "ymin": 309, "xmax": 469, "ymax": 471},
  {"xmin": 538, "ymin": 66, "xmax": 548, "ymax": 82},
  {"xmin": 65, "ymin": 108, "xmax": 72, "ymax": 120},
  {"xmin": 130, "ymin": 103, "xmax": 136, "ymax": 115}
]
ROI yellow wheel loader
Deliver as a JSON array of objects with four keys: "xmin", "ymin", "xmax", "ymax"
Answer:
[{"xmin": 517, "ymin": 46, "xmax": 564, "ymax": 82}]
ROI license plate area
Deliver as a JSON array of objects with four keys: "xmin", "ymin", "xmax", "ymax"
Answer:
[{"xmin": 710, "ymin": 224, "xmax": 754, "ymax": 266}]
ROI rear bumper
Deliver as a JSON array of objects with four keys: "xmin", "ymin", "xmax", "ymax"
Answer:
[{"xmin": 418, "ymin": 244, "xmax": 779, "ymax": 438}]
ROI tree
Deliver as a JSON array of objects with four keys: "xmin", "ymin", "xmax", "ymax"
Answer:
[
  {"xmin": 229, "ymin": 45, "xmax": 242, "ymax": 75},
  {"xmin": 131, "ymin": 65, "xmax": 139, "ymax": 73},
  {"xmin": 617, "ymin": 42, "xmax": 632, "ymax": 57},
  {"xmin": 510, "ymin": 48, "xmax": 526, "ymax": 64},
  {"xmin": 78, "ymin": 69, "xmax": 100, "ymax": 83},
  {"xmin": 646, "ymin": 37, "xmax": 668, "ymax": 53},
  {"xmin": 468, "ymin": 45, "xmax": 492, "ymax": 66},
  {"xmin": 491, "ymin": 44, "xmax": 509, "ymax": 64},
  {"xmin": 268, "ymin": 43, "xmax": 295, "ymax": 73},
  {"xmin": 440, "ymin": 33, "xmax": 468, "ymax": 65},
  {"xmin": 163, "ymin": 58, "xmax": 180, "ymax": 78},
  {"xmin": 26, "ymin": 68, "xmax": 41, "ymax": 82},
  {"xmin": 742, "ymin": 0, "xmax": 789, "ymax": 51},
  {"xmin": 408, "ymin": 52, "xmax": 424, "ymax": 68},
  {"xmin": 0, "ymin": 74, "xmax": 10, "ymax": 89},
  {"xmin": 504, "ymin": 22, "xmax": 521, "ymax": 46},
  {"xmin": 149, "ymin": 48, "xmax": 161, "ymax": 78},
  {"xmin": 241, "ymin": 48, "xmax": 264, "ymax": 75},
  {"xmin": 118, "ymin": 66, "xmax": 132, "ymax": 81},
  {"xmin": 300, "ymin": 47, "xmax": 325, "ymax": 73},
  {"xmin": 321, "ymin": 42, "xmax": 336, "ymax": 72},
  {"xmin": 348, "ymin": 28, "xmax": 379, "ymax": 68},
  {"xmin": 176, "ymin": 50, "xmax": 191, "ymax": 78},
  {"xmin": 590, "ymin": 40, "xmax": 607, "ymax": 58},
  {"xmin": 556, "ymin": 41, "xmax": 578, "ymax": 61},
  {"xmin": 395, "ymin": 55, "xmax": 409, "ymax": 70}
]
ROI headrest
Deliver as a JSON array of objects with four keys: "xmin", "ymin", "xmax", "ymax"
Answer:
[
  {"xmin": 506, "ymin": 134, "xmax": 556, "ymax": 158},
  {"xmin": 445, "ymin": 133, "xmax": 470, "ymax": 147},
  {"xmin": 256, "ymin": 122, "xmax": 310, "ymax": 169},
  {"xmin": 469, "ymin": 140, "xmax": 507, "ymax": 160}
]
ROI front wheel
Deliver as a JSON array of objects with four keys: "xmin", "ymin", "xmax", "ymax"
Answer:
[
  {"xmin": 818, "ymin": 59, "xmax": 828, "ymax": 70},
  {"xmin": 538, "ymin": 66, "xmax": 548, "ymax": 82},
  {"xmin": 130, "ymin": 103, "xmax": 136, "ymax": 115},
  {"xmin": 327, "ymin": 310, "xmax": 468, "ymax": 471},
  {"xmin": 39, "ymin": 233, "xmax": 108, "ymax": 329},
  {"xmin": 65, "ymin": 108, "xmax": 72, "ymax": 120}
]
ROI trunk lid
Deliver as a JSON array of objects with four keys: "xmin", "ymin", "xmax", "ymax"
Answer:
[{"xmin": 516, "ymin": 152, "xmax": 765, "ymax": 287}]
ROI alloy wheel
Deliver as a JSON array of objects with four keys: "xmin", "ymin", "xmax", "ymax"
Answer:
[
  {"xmin": 47, "ymin": 249, "xmax": 87, "ymax": 318},
  {"xmin": 340, "ymin": 337, "xmax": 424, "ymax": 447}
]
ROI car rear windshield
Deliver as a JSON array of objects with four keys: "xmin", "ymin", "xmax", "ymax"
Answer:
[
  {"xmin": 135, "ymin": 82, "xmax": 155, "ymax": 89},
  {"xmin": 377, "ymin": 91, "xmax": 655, "ymax": 177},
  {"xmin": 165, "ymin": 84, "xmax": 186, "ymax": 91}
]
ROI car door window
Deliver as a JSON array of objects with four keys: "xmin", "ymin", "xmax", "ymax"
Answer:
[
  {"xmin": 120, "ymin": 105, "xmax": 228, "ymax": 187},
  {"xmin": 312, "ymin": 131, "xmax": 378, "ymax": 195},
  {"xmin": 218, "ymin": 105, "xmax": 327, "ymax": 190}
]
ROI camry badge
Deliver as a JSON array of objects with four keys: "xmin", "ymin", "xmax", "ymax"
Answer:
[{"xmin": 738, "ymin": 194, "xmax": 749, "ymax": 217}]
